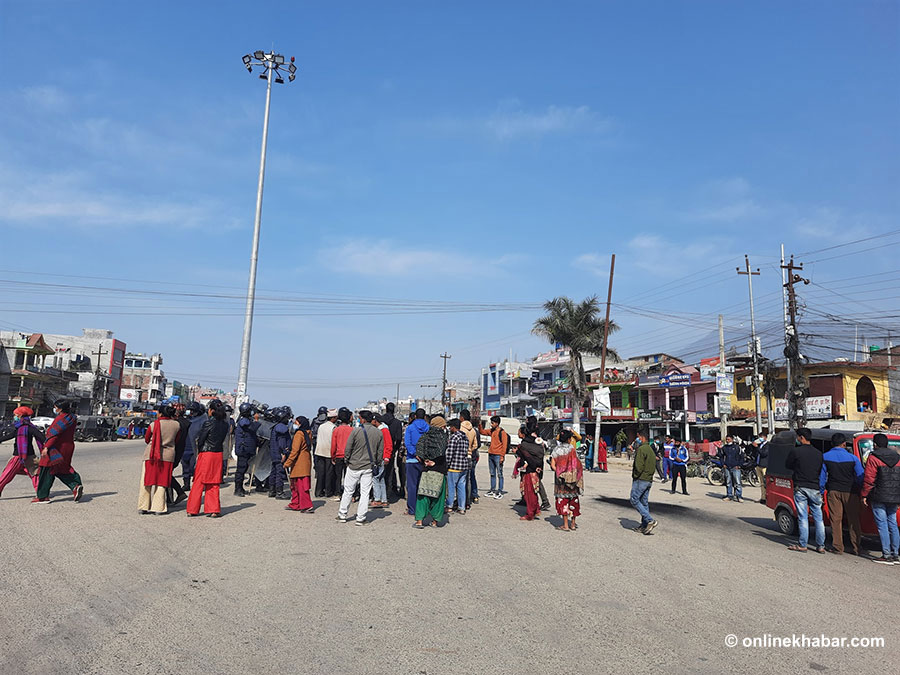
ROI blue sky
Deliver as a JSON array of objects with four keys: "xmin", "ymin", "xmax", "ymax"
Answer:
[{"xmin": 1, "ymin": 1, "xmax": 898, "ymax": 412}]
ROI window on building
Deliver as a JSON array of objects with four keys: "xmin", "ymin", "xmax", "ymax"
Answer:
[
  {"xmin": 609, "ymin": 390, "xmax": 623, "ymax": 408},
  {"xmin": 670, "ymin": 395, "xmax": 685, "ymax": 410},
  {"xmin": 706, "ymin": 392, "xmax": 716, "ymax": 413},
  {"xmin": 736, "ymin": 382, "xmax": 751, "ymax": 401}
]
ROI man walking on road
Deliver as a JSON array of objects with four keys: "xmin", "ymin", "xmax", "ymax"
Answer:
[
  {"xmin": 630, "ymin": 431, "xmax": 658, "ymax": 535},
  {"xmin": 820, "ymin": 433, "xmax": 863, "ymax": 555},
  {"xmin": 382, "ymin": 402, "xmax": 403, "ymax": 497},
  {"xmin": 336, "ymin": 410, "xmax": 383, "ymax": 525},
  {"xmin": 786, "ymin": 428, "xmax": 825, "ymax": 553}
]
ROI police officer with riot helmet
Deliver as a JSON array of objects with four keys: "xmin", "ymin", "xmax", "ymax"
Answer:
[{"xmin": 233, "ymin": 402, "xmax": 261, "ymax": 497}]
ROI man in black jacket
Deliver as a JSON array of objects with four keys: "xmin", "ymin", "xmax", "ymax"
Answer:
[
  {"xmin": 785, "ymin": 428, "xmax": 825, "ymax": 553},
  {"xmin": 382, "ymin": 403, "xmax": 404, "ymax": 497}
]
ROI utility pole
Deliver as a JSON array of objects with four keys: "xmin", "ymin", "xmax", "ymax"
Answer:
[
  {"xmin": 780, "ymin": 244, "xmax": 791, "ymax": 423},
  {"xmin": 235, "ymin": 50, "xmax": 297, "ymax": 406},
  {"xmin": 396, "ymin": 383, "xmax": 400, "ymax": 405},
  {"xmin": 594, "ymin": 254, "xmax": 616, "ymax": 457},
  {"xmin": 440, "ymin": 353, "xmax": 452, "ymax": 415},
  {"xmin": 91, "ymin": 342, "xmax": 109, "ymax": 414},
  {"xmin": 718, "ymin": 314, "xmax": 728, "ymax": 442},
  {"xmin": 782, "ymin": 256, "xmax": 810, "ymax": 430},
  {"xmin": 737, "ymin": 255, "xmax": 763, "ymax": 435}
]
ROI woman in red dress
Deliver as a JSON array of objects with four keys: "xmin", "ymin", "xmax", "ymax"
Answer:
[{"xmin": 186, "ymin": 400, "xmax": 229, "ymax": 518}]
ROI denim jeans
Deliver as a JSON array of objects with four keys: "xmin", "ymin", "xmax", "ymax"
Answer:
[
  {"xmin": 488, "ymin": 454, "xmax": 504, "ymax": 493},
  {"xmin": 725, "ymin": 467, "xmax": 742, "ymax": 499},
  {"xmin": 794, "ymin": 487, "xmax": 825, "ymax": 549},
  {"xmin": 372, "ymin": 473, "xmax": 387, "ymax": 503},
  {"xmin": 871, "ymin": 501, "xmax": 900, "ymax": 557},
  {"xmin": 630, "ymin": 479, "xmax": 653, "ymax": 526},
  {"xmin": 446, "ymin": 470, "xmax": 467, "ymax": 509}
]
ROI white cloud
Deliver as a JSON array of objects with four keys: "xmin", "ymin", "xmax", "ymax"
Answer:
[
  {"xmin": 18, "ymin": 84, "xmax": 70, "ymax": 112},
  {"xmin": 0, "ymin": 164, "xmax": 239, "ymax": 231},
  {"xmin": 573, "ymin": 253, "xmax": 613, "ymax": 276},
  {"xmin": 683, "ymin": 176, "xmax": 765, "ymax": 223},
  {"xmin": 485, "ymin": 104, "xmax": 611, "ymax": 141},
  {"xmin": 318, "ymin": 240, "xmax": 523, "ymax": 278}
]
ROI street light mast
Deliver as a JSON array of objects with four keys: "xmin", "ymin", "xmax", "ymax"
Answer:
[{"xmin": 236, "ymin": 50, "xmax": 297, "ymax": 405}]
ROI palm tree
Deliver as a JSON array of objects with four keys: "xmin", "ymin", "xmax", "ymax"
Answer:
[{"xmin": 532, "ymin": 296, "xmax": 620, "ymax": 431}]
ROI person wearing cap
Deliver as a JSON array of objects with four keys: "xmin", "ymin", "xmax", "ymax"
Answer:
[
  {"xmin": 0, "ymin": 406, "xmax": 42, "ymax": 498},
  {"xmin": 310, "ymin": 406, "xmax": 329, "ymax": 452},
  {"xmin": 233, "ymin": 403, "xmax": 261, "ymax": 498},
  {"xmin": 313, "ymin": 409, "xmax": 337, "ymax": 498},
  {"xmin": 284, "ymin": 416, "xmax": 314, "ymax": 512},
  {"xmin": 335, "ymin": 410, "xmax": 383, "ymax": 525}
]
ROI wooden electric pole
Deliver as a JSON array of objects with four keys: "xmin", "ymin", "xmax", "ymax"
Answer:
[{"xmin": 781, "ymin": 256, "xmax": 810, "ymax": 429}]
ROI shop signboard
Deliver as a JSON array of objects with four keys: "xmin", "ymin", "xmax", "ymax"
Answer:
[
  {"xmin": 638, "ymin": 409, "xmax": 663, "ymax": 422},
  {"xmin": 699, "ymin": 358, "xmax": 720, "ymax": 381},
  {"xmin": 718, "ymin": 395, "xmax": 732, "ymax": 415},
  {"xmin": 773, "ymin": 396, "xmax": 832, "ymax": 421},
  {"xmin": 716, "ymin": 373, "xmax": 734, "ymax": 395},
  {"xmin": 484, "ymin": 401, "xmax": 501, "ymax": 411},
  {"xmin": 660, "ymin": 373, "xmax": 691, "ymax": 388},
  {"xmin": 120, "ymin": 388, "xmax": 137, "ymax": 402}
]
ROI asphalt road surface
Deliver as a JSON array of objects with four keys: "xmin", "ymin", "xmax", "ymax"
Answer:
[{"xmin": 0, "ymin": 439, "xmax": 897, "ymax": 674}]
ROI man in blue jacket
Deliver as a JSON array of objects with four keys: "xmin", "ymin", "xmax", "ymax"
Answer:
[
  {"xmin": 233, "ymin": 402, "xmax": 260, "ymax": 497},
  {"xmin": 721, "ymin": 435, "xmax": 744, "ymax": 503},
  {"xmin": 269, "ymin": 407, "xmax": 292, "ymax": 500},
  {"xmin": 403, "ymin": 408, "xmax": 430, "ymax": 516},
  {"xmin": 670, "ymin": 440, "xmax": 690, "ymax": 495},
  {"xmin": 819, "ymin": 433, "xmax": 864, "ymax": 555}
]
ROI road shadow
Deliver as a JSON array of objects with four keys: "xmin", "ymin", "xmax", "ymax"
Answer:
[
  {"xmin": 594, "ymin": 496, "xmax": 691, "ymax": 516},
  {"xmin": 219, "ymin": 503, "xmax": 256, "ymax": 516},
  {"xmin": 311, "ymin": 499, "xmax": 327, "ymax": 510},
  {"xmin": 365, "ymin": 508, "xmax": 392, "ymax": 522}
]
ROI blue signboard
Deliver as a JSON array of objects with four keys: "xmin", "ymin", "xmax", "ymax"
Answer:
[
  {"xmin": 660, "ymin": 373, "xmax": 691, "ymax": 387},
  {"xmin": 485, "ymin": 401, "xmax": 501, "ymax": 411}
]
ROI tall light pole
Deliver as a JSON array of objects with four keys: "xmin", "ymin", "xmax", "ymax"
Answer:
[
  {"xmin": 236, "ymin": 50, "xmax": 297, "ymax": 405},
  {"xmin": 737, "ymin": 255, "xmax": 762, "ymax": 435}
]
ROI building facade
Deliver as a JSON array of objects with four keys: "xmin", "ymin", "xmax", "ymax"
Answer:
[{"xmin": 121, "ymin": 353, "xmax": 166, "ymax": 407}]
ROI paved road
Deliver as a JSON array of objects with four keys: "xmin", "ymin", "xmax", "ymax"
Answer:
[{"xmin": 0, "ymin": 439, "xmax": 896, "ymax": 674}]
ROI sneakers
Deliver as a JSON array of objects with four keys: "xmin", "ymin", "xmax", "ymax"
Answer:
[
  {"xmin": 643, "ymin": 520, "xmax": 659, "ymax": 535},
  {"xmin": 335, "ymin": 514, "xmax": 348, "ymax": 523},
  {"xmin": 736, "ymin": 498, "xmax": 744, "ymax": 503},
  {"xmin": 723, "ymin": 496, "xmax": 732, "ymax": 501},
  {"xmin": 632, "ymin": 524, "xmax": 646, "ymax": 533},
  {"xmin": 472, "ymin": 497, "xmax": 480, "ymax": 504},
  {"xmin": 872, "ymin": 556, "xmax": 895, "ymax": 565},
  {"xmin": 355, "ymin": 519, "xmax": 369, "ymax": 526},
  {"xmin": 494, "ymin": 492, "xmax": 503, "ymax": 500},
  {"xmin": 31, "ymin": 498, "xmax": 50, "ymax": 504},
  {"xmin": 485, "ymin": 491, "xmax": 496, "ymax": 497},
  {"xmin": 331, "ymin": 495, "xmax": 342, "ymax": 502},
  {"xmin": 73, "ymin": 485, "xmax": 84, "ymax": 502}
]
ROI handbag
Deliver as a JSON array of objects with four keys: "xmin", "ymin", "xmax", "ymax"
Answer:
[{"xmin": 361, "ymin": 427, "xmax": 381, "ymax": 476}]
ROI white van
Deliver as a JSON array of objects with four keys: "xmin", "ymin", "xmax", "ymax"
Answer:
[{"xmin": 479, "ymin": 416, "xmax": 521, "ymax": 452}]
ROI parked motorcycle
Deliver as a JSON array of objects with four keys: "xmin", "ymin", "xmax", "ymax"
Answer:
[{"xmin": 706, "ymin": 455, "xmax": 759, "ymax": 487}]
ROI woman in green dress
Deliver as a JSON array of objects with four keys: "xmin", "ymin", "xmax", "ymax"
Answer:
[{"xmin": 413, "ymin": 415, "xmax": 448, "ymax": 528}]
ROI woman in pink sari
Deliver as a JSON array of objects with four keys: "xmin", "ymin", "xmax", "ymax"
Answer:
[{"xmin": 550, "ymin": 429, "xmax": 584, "ymax": 532}]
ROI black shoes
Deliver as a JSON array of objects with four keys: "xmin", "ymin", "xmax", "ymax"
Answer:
[
  {"xmin": 275, "ymin": 492, "xmax": 290, "ymax": 500},
  {"xmin": 234, "ymin": 488, "xmax": 249, "ymax": 498}
]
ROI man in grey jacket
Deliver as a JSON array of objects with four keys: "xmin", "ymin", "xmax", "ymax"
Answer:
[{"xmin": 336, "ymin": 410, "xmax": 384, "ymax": 525}]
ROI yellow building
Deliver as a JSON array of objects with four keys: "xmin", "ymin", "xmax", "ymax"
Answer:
[{"xmin": 730, "ymin": 361, "xmax": 894, "ymax": 426}]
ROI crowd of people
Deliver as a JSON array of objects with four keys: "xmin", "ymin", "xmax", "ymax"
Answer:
[{"xmin": 5, "ymin": 398, "xmax": 900, "ymax": 560}]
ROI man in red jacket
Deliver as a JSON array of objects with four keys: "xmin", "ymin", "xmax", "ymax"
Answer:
[{"xmin": 861, "ymin": 433, "xmax": 900, "ymax": 564}]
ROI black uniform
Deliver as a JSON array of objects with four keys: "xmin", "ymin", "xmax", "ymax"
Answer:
[{"xmin": 233, "ymin": 416, "xmax": 260, "ymax": 494}]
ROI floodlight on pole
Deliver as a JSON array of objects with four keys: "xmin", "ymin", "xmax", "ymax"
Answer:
[{"xmin": 235, "ymin": 50, "xmax": 297, "ymax": 406}]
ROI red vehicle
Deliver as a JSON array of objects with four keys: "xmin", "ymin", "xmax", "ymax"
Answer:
[{"xmin": 766, "ymin": 429, "xmax": 900, "ymax": 536}]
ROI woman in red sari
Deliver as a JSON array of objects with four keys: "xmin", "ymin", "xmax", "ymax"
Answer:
[
  {"xmin": 34, "ymin": 399, "xmax": 83, "ymax": 504},
  {"xmin": 139, "ymin": 404, "xmax": 181, "ymax": 514},
  {"xmin": 515, "ymin": 424, "xmax": 544, "ymax": 521},
  {"xmin": 551, "ymin": 429, "xmax": 584, "ymax": 532},
  {"xmin": 186, "ymin": 400, "xmax": 229, "ymax": 518}
]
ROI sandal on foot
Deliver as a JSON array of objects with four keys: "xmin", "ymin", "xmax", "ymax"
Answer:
[{"xmin": 787, "ymin": 545, "xmax": 808, "ymax": 552}]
